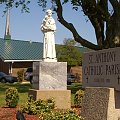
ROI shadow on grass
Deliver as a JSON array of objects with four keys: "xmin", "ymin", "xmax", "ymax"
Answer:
[{"xmin": 0, "ymin": 82, "xmax": 32, "ymax": 93}]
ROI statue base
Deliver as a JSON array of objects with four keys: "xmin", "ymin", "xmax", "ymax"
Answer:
[
  {"xmin": 28, "ymin": 89, "xmax": 71, "ymax": 109},
  {"xmin": 29, "ymin": 61, "xmax": 71, "ymax": 109},
  {"xmin": 32, "ymin": 61, "xmax": 67, "ymax": 90}
]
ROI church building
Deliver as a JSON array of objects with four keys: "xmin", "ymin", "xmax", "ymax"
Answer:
[{"xmin": 0, "ymin": 9, "xmax": 43, "ymax": 76}]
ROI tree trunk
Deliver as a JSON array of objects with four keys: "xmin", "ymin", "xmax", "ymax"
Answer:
[{"xmin": 106, "ymin": 9, "xmax": 120, "ymax": 48}]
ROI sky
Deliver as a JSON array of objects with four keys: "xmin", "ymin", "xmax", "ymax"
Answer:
[{"xmin": 0, "ymin": 1, "xmax": 97, "ymax": 45}]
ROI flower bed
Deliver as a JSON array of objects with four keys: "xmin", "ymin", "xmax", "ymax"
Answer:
[{"xmin": 0, "ymin": 106, "xmax": 81, "ymax": 120}]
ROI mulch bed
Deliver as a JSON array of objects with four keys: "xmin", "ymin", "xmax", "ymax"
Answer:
[
  {"xmin": 0, "ymin": 106, "xmax": 81, "ymax": 120},
  {"xmin": 0, "ymin": 107, "xmax": 39, "ymax": 120}
]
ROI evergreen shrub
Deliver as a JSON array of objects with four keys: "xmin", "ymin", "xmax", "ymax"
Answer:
[
  {"xmin": 40, "ymin": 110, "xmax": 84, "ymax": 120},
  {"xmin": 21, "ymin": 95, "xmax": 55, "ymax": 115},
  {"xmin": 5, "ymin": 87, "xmax": 19, "ymax": 108},
  {"xmin": 74, "ymin": 89, "xmax": 84, "ymax": 107},
  {"xmin": 17, "ymin": 69, "xmax": 24, "ymax": 82}
]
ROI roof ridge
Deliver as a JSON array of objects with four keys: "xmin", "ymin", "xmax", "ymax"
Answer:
[{"xmin": 0, "ymin": 37, "xmax": 43, "ymax": 44}]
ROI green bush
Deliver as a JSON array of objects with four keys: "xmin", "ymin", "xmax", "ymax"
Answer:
[
  {"xmin": 74, "ymin": 89, "xmax": 84, "ymax": 107},
  {"xmin": 5, "ymin": 87, "xmax": 19, "ymax": 108},
  {"xmin": 21, "ymin": 95, "xmax": 55, "ymax": 115},
  {"xmin": 17, "ymin": 69, "xmax": 24, "ymax": 82},
  {"xmin": 40, "ymin": 110, "xmax": 84, "ymax": 120}
]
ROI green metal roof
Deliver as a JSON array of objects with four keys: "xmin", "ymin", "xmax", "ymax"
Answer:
[
  {"xmin": 0, "ymin": 38, "xmax": 43, "ymax": 61},
  {"xmin": 0, "ymin": 38, "xmax": 89, "ymax": 62}
]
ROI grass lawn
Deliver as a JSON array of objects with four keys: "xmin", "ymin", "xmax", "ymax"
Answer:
[
  {"xmin": 0, "ymin": 82, "xmax": 83, "ymax": 107},
  {"xmin": 0, "ymin": 82, "xmax": 32, "ymax": 107}
]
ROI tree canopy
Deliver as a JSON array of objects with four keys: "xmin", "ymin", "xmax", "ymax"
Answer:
[
  {"xmin": 38, "ymin": 0, "xmax": 120, "ymax": 50},
  {"xmin": 0, "ymin": 0, "xmax": 120, "ymax": 50},
  {"xmin": 56, "ymin": 38, "xmax": 82, "ymax": 66}
]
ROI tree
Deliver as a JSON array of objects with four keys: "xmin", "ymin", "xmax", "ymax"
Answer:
[
  {"xmin": 38, "ymin": 0, "xmax": 120, "ymax": 50},
  {"xmin": 0, "ymin": 0, "xmax": 120, "ymax": 50},
  {"xmin": 56, "ymin": 38, "xmax": 82, "ymax": 66},
  {"xmin": 0, "ymin": 0, "xmax": 30, "ymax": 13}
]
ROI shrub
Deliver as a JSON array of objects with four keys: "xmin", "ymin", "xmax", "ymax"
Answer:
[
  {"xmin": 17, "ymin": 69, "xmax": 24, "ymax": 82},
  {"xmin": 21, "ymin": 95, "xmax": 55, "ymax": 115},
  {"xmin": 5, "ymin": 87, "xmax": 19, "ymax": 108},
  {"xmin": 39, "ymin": 110, "xmax": 84, "ymax": 120},
  {"xmin": 74, "ymin": 89, "xmax": 84, "ymax": 107}
]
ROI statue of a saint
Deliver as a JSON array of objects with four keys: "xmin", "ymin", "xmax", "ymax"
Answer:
[{"xmin": 41, "ymin": 9, "xmax": 57, "ymax": 62}]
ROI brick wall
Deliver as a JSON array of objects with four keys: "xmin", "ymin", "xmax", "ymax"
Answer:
[{"xmin": 0, "ymin": 59, "xmax": 9, "ymax": 74}]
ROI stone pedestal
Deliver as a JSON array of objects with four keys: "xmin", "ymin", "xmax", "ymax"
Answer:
[
  {"xmin": 28, "ymin": 89, "xmax": 71, "ymax": 109},
  {"xmin": 81, "ymin": 87, "xmax": 120, "ymax": 120},
  {"xmin": 32, "ymin": 62, "xmax": 67, "ymax": 90},
  {"xmin": 29, "ymin": 61, "xmax": 71, "ymax": 109}
]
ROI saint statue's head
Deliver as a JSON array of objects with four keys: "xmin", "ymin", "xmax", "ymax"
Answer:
[{"xmin": 46, "ymin": 9, "xmax": 52, "ymax": 17}]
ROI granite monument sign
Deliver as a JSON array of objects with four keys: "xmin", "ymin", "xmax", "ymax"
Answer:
[
  {"xmin": 83, "ymin": 47, "xmax": 120, "ymax": 91},
  {"xmin": 81, "ymin": 47, "xmax": 120, "ymax": 120}
]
